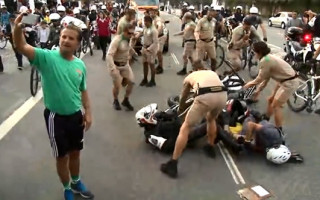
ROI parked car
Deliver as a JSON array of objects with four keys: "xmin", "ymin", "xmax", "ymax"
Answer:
[{"xmin": 268, "ymin": 12, "xmax": 292, "ymax": 29}]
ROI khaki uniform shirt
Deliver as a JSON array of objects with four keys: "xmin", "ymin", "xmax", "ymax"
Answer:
[
  {"xmin": 107, "ymin": 34, "xmax": 134, "ymax": 69},
  {"xmin": 143, "ymin": 25, "xmax": 159, "ymax": 54},
  {"xmin": 153, "ymin": 16, "xmax": 164, "ymax": 36},
  {"xmin": 184, "ymin": 21, "xmax": 196, "ymax": 40},
  {"xmin": 251, "ymin": 54, "xmax": 297, "ymax": 90},
  {"xmin": 195, "ymin": 16, "xmax": 216, "ymax": 40},
  {"xmin": 230, "ymin": 25, "xmax": 261, "ymax": 50},
  {"xmin": 184, "ymin": 70, "xmax": 223, "ymax": 89},
  {"xmin": 117, "ymin": 16, "xmax": 130, "ymax": 35}
]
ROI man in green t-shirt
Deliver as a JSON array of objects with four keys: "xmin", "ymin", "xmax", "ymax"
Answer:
[{"xmin": 13, "ymin": 13, "xmax": 94, "ymax": 200}]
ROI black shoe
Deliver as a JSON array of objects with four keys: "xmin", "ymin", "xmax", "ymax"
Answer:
[
  {"xmin": 160, "ymin": 159, "xmax": 178, "ymax": 178},
  {"xmin": 156, "ymin": 67, "xmax": 163, "ymax": 74},
  {"xmin": 122, "ymin": 98, "xmax": 134, "ymax": 111},
  {"xmin": 261, "ymin": 114, "xmax": 270, "ymax": 121},
  {"xmin": 146, "ymin": 80, "xmax": 156, "ymax": 87},
  {"xmin": 315, "ymin": 108, "xmax": 320, "ymax": 115},
  {"xmin": 203, "ymin": 144, "xmax": 216, "ymax": 158},
  {"xmin": 139, "ymin": 79, "xmax": 148, "ymax": 86},
  {"xmin": 113, "ymin": 99, "xmax": 121, "ymax": 110},
  {"xmin": 177, "ymin": 68, "xmax": 187, "ymax": 75},
  {"xmin": 102, "ymin": 56, "xmax": 106, "ymax": 61}
]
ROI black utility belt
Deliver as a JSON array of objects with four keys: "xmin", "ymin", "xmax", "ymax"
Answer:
[
  {"xmin": 114, "ymin": 61, "xmax": 127, "ymax": 66},
  {"xmin": 185, "ymin": 39, "xmax": 196, "ymax": 43},
  {"xmin": 196, "ymin": 86, "xmax": 227, "ymax": 96},
  {"xmin": 200, "ymin": 38, "xmax": 214, "ymax": 43},
  {"xmin": 280, "ymin": 73, "xmax": 298, "ymax": 83}
]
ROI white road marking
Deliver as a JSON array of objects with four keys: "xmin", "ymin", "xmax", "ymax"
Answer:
[
  {"xmin": 171, "ymin": 53, "xmax": 180, "ymax": 65},
  {"xmin": 220, "ymin": 142, "xmax": 246, "ymax": 184},
  {"xmin": 0, "ymin": 53, "xmax": 87, "ymax": 141},
  {"xmin": 218, "ymin": 143, "xmax": 239, "ymax": 185},
  {"xmin": 218, "ymin": 142, "xmax": 246, "ymax": 185}
]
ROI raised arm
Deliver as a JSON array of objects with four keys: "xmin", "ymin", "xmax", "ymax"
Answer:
[{"xmin": 13, "ymin": 13, "xmax": 35, "ymax": 60}]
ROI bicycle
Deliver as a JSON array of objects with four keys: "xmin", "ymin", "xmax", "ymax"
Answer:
[
  {"xmin": 287, "ymin": 72, "xmax": 320, "ymax": 113},
  {"xmin": 215, "ymin": 33, "xmax": 225, "ymax": 69},
  {"xmin": 30, "ymin": 67, "xmax": 41, "ymax": 96},
  {"xmin": 241, "ymin": 41, "xmax": 259, "ymax": 79},
  {"xmin": 0, "ymin": 25, "xmax": 9, "ymax": 49}
]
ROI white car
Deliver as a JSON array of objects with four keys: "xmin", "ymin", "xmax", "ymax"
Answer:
[{"xmin": 268, "ymin": 12, "xmax": 292, "ymax": 29}]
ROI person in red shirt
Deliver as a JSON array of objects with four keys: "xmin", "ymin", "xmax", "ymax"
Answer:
[{"xmin": 97, "ymin": 11, "xmax": 111, "ymax": 60}]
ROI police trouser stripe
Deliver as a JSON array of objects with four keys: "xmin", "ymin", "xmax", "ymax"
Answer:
[{"xmin": 48, "ymin": 112, "xmax": 58, "ymax": 157}]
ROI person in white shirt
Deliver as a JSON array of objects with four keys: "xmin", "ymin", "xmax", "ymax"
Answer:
[{"xmin": 38, "ymin": 21, "xmax": 50, "ymax": 49}]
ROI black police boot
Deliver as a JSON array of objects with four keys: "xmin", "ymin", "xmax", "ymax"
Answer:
[
  {"xmin": 113, "ymin": 99, "xmax": 121, "ymax": 111},
  {"xmin": 160, "ymin": 159, "xmax": 178, "ymax": 178},
  {"xmin": 203, "ymin": 144, "xmax": 216, "ymax": 158},
  {"xmin": 121, "ymin": 97, "xmax": 134, "ymax": 111},
  {"xmin": 139, "ymin": 78, "xmax": 148, "ymax": 86},
  {"xmin": 177, "ymin": 68, "xmax": 187, "ymax": 75},
  {"xmin": 156, "ymin": 67, "xmax": 163, "ymax": 74},
  {"xmin": 146, "ymin": 79, "xmax": 156, "ymax": 87}
]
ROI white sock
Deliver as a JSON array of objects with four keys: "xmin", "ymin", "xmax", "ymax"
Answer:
[{"xmin": 148, "ymin": 135, "xmax": 167, "ymax": 149}]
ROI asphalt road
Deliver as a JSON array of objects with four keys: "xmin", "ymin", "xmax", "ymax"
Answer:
[{"xmin": 0, "ymin": 12, "xmax": 319, "ymax": 200}]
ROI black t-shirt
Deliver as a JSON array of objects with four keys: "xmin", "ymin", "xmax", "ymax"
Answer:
[
  {"xmin": 234, "ymin": 13, "xmax": 244, "ymax": 23},
  {"xmin": 314, "ymin": 14, "xmax": 320, "ymax": 37},
  {"xmin": 249, "ymin": 15, "xmax": 262, "ymax": 29},
  {"xmin": 88, "ymin": 12, "xmax": 97, "ymax": 23}
]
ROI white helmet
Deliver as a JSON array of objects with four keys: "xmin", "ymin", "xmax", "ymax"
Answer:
[
  {"xmin": 249, "ymin": 6, "xmax": 259, "ymax": 14},
  {"xmin": 19, "ymin": 6, "xmax": 28, "ymax": 13},
  {"xmin": 49, "ymin": 13, "xmax": 61, "ymax": 21},
  {"xmin": 90, "ymin": 5, "xmax": 97, "ymax": 11},
  {"xmin": 98, "ymin": 2, "xmax": 103, "ymax": 6},
  {"xmin": 80, "ymin": 23, "xmax": 87, "ymax": 30},
  {"xmin": 73, "ymin": 7, "xmax": 80, "ymax": 15},
  {"xmin": 236, "ymin": 6, "xmax": 243, "ymax": 10},
  {"xmin": 113, "ymin": 3, "xmax": 118, "ymax": 8},
  {"xmin": 266, "ymin": 145, "xmax": 291, "ymax": 164},
  {"xmin": 57, "ymin": 5, "xmax": 66, "ymax": 12},
  {"xmin": 204, "ymin": 5, "xmax": 210, "ymax": 9},
  {"xmin": 188, "ymin": 5, "xmax": 195, "ymax": 10},
  {"xmin": 214, "ymin": 5, "xmax": 222, "ymax": 11},
  {"xmin": 183, "ymin": 2, "xmax": 188, "ymax": 7},
  {"xmin": 135, "ymin": 104, "xmax": 158, "ymax": 126},
  {"xmin": 101, "ymin": 5, "xmax": 106, "ymax": 10}
]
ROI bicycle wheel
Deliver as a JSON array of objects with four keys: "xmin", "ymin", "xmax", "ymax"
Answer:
[
  {"xmin": 216, "ymin": 44, "xmax": 225, "ymax": 69},
  {"xmin": 82, "ymin": 39, "xmax": 88, "ymax": 54},
  {"xmin": 0, "ymin": 37, "xmax": 7, "ymax": 49},
  {"xmin": 248, "ymin": 53, "xmax": 259, "ymax": 79},
  {"xmin": 241, "ymin": 47, "xmax": 247, "ymax": 69},
  {"xmin": 287, "ymin": 77, "xmax": 309, "ymax": 112},
  {"xmin": 75, "ymin": 46, "xmax": 81, "ymax": 58},
  {"xmin": 30, "ymin": 67, "xmax": 39, "ymax": 97}
]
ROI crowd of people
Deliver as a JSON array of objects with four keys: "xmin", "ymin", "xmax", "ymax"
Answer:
[{"xmin": 0, "ymin": 1, "xmax": 320, "ymax": 199}]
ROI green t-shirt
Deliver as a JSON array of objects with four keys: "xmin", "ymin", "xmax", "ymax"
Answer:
[{"xmin": 30, "ymin": 48, "xmax": 87, "ymax": 115}]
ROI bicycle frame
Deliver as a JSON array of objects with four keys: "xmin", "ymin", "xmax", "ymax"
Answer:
[{"xmin": 294, "ymin": 75, "xmax": 320, "ymax": 102}]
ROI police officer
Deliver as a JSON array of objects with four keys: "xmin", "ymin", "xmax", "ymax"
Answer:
[
  {"xmin": 117, "ymin": 9, "xmax": 136, "ymax": 35},
  {"xmin": 150, "ymin": 8, "xmax": 166, "ymax": 74},
  {"xmin": 174, "ymin": 12, "xmax": 196, "ymax": 75},
  {"xmin": 226, "ymin": 17, "xmax": 261, "ymax": 74},
  {"xmin": 107, "ymin": 24, "xmax": 136, "ymax": 111},
  {"xmin": 195, "ymin": 8, "xmax": 218, "ymax": 71},
  {"xmin": 139, "ymin": 16, "xmax": 159, "ymax": 87},
  {"xmin": 160, "ymin": 61, "xmax": 228, "ymax": 178}
]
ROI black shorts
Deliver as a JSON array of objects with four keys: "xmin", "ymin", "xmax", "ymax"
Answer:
[{"xmin": 44, "ymin": 109, "xmax": 84, "ymax": 158}]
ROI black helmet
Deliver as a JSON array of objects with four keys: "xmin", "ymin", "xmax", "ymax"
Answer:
[{"xmin": 287, "ymin": 27, "xmax": 303, "ymax": 41}]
